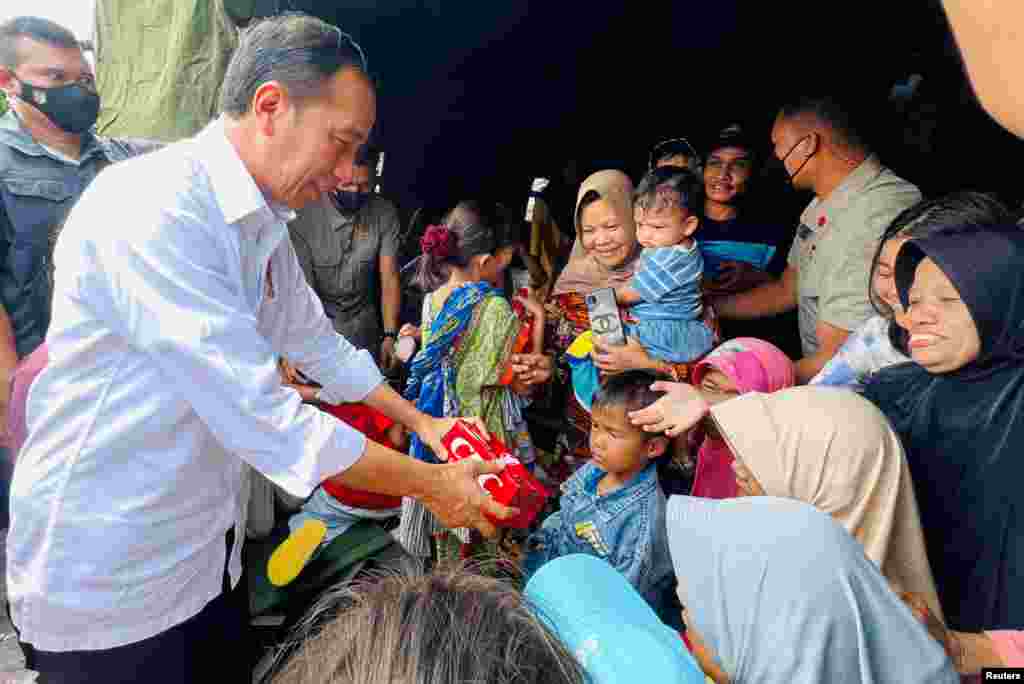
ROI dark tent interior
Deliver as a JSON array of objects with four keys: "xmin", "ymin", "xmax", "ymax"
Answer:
[{"xmin": 230, "ymin": 1, "xmax": 1024, "ymax": 232}]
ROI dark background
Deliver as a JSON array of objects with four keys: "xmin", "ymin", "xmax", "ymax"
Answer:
[{"xmin": 235, "ymin": 0, "xmax": 1024, "ymax": 225}]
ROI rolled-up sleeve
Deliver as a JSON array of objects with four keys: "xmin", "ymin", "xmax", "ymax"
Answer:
[
  {"xmin": 271, "ymin": 233, "xmax": 385, "ymax": 405},
  {"xmin": 93, "ymin": 206, "xmax": 368, "ymax": 498}
]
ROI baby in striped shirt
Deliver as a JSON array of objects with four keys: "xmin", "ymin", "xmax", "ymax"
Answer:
[{"xmin": 614, "ymin": 166, "xmax": 715, "ymax": 364}]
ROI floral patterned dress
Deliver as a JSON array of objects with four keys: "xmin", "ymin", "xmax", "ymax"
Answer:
[{"xmin": 398, "ymin": 287, "xmax": 534, "ymax": 560}]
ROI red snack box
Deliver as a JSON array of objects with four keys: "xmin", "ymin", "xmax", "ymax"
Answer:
[{"xmin": 441, "ymin": 419, "xmax": 549, "ymax": 528}]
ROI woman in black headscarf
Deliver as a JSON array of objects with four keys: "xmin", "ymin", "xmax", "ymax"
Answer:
[{"xmin": 861, "ymin": 223, "xmax": 1024, "ymax": 640}]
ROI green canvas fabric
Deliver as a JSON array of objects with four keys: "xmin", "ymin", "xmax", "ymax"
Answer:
[{"xmin": 94, "ymin": 0, "xmax": 241, "ymax": 141}]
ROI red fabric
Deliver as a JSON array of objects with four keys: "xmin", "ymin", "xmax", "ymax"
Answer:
[
  {"xmin": 691, "ymin": 437, "xmax": 740, "ymax": 499},
  {"xmin": 499, "ymin": 292, "xmax": 534, "ymax": 386},
  {"xmin": 319, "ymin": 403, "xmax": 403, "ymax": 509}
]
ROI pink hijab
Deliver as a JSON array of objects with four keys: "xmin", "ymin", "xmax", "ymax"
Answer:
[{"xmin": 688, "ymin": 338, "xmax": 795, "ymax": 498}]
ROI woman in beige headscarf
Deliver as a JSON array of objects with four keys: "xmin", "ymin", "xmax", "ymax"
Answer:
[
  {"xmin": 716, "ymin": 385, "xmax": 944, "ymax": 622},
  {"xmin": 510, "ymin": 170, "xmax": 716, "ymax": 486}
]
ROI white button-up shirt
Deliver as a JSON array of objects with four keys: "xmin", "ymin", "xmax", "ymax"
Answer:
[{"xmin": 7, "ymin": 119, "xmax": 384, "ymax": 651}]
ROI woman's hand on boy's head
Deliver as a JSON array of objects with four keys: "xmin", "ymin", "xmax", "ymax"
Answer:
[{"xmin": 628, "ymin": 381, "xmax": 709, "ymax": 437}]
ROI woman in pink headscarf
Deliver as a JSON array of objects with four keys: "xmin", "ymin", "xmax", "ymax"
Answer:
[{"xmin": 687, "ymin": 337, "xmax": 795, "ymax": 499}]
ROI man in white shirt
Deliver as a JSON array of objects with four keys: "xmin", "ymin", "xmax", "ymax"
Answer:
[{"xmin": 6, "ymin": 14, "xmax": 511, "ymax": 682}]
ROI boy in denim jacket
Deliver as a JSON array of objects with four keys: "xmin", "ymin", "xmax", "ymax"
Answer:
[{"xmin": 523, "ymin": 371, "xmax": 675, "ymax": 620}]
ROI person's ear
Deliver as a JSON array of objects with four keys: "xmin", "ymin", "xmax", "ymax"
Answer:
[
  {"xmin": 476, "ymin": 253, "xmax": 493, "ymax": 274},
  {"xmin": 647, "ymin": 435, "xmax": 669, "ymax": 460},
  {"xmin": 804, "ymin": 131, "xmax": 820, "ymax": 158},
  {"xmin": 683, "ymin": 214, "xmax": 700, "ymax": 238},
  {"xmin": 251, "ymin": 81, "xmax": 291, "ymax": 137}
]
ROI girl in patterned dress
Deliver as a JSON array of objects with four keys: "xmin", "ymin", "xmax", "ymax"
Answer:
[{"xmin": 397, "ymin": 202, "xmax": 543, "ymax": 564}]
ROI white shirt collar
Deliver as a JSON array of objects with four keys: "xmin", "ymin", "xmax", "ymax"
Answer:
[{"xmin": 197, "ymin": 117, "xmax": 296, "ymax": 228}]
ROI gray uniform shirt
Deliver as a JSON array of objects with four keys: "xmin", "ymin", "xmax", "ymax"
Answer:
[
  {"xmin": 289, "ymin": 195, "xmax": 401, "ymax": 356},
  {"xmin": 788, "ymin": 156, "xmax": 921, "ymax": 356}
]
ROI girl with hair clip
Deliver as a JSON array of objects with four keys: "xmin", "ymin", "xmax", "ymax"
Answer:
[{"xmin": 397, "ymin": 202, "xmax": 544, "ymax": 563}]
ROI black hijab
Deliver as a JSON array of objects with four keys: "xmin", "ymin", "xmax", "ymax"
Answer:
[{"xmin": 862, "ymin": 225, "xmax": 1024, "ymax": 631}]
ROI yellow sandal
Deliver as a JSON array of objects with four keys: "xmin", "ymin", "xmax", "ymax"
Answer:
[{"xmin": 267, "ymin": 519, "xmax": 327, "ymax": 586}]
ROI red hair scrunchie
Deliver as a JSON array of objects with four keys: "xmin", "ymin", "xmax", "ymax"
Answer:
[{"xmin": 420, "ymin": 224, "xmax": 457, "ymax": 259}]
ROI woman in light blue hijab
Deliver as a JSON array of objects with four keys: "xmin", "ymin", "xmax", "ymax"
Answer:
[{"xmin": 667, "ymin": 496, "xmax": 957, "ymax": 684}]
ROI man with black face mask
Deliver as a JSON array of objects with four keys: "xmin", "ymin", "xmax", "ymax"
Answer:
[
  {"xmin": 0, "ymin": 16, "xmax": 158, "ymax": 524},
  {"xmin": 711, "ymin": 96, "xmax": 920, "ymax": 384},
  {"xmin": 289, "ymin": 143, "xmax": 403, "ymax": 372}
]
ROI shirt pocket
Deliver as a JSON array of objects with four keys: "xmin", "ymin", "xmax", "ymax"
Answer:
[
  {"xmin": 2, "ymin": 176, "xmax": 75, "ymax": 283},
  {"xmin": 313, "ymin": 232, "xmax": 377, "ymax": 303}
]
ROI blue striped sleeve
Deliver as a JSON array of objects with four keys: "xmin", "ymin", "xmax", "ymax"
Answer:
[{"xmin": 631, "ymin": 247, "xmax": 703, "ymax": 303}]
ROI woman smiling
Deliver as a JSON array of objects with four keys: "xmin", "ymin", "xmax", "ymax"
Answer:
[
  {"xmin": 517, "ymin": 170, "xmax": 717, "ymax": 485},
  {"xmin": 862, "ymin": 223, "xmax": 1024, "ymax": 637}
]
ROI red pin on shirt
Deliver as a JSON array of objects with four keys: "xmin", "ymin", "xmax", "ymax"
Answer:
[{"xmin": 818, "ymin": 216, "xmax": 827, "ymax": 227}]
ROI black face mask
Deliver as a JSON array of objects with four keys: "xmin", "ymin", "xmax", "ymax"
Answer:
[
  {"xmin": 779, "ymin": 134, "xmax": 814, "ymax": 184},
  {"xmin": 17, "ymin": 80, "xmax": 101, "ymax": 134},
  {"xmin": 330, "ymin": 190, "xmax": 371, "ymax": 215}
]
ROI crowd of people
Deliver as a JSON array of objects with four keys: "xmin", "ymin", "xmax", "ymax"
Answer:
[{"xmin": 1, "ymin": 4, "xmax": 1023, "ymax": 683}]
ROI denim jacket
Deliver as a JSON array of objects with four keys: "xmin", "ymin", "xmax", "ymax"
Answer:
[
  {"xmin": 0, "ymin": 111, "xmax": 161, "ymax": 358},
  {"xmin": 524, "ymin": 462, "xmax": 674, "ymax": 612}
]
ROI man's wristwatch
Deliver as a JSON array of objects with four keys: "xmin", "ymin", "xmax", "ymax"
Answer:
[{"xmin": 382, "ymin": 330, "xmax": 398, "ymax": 342}]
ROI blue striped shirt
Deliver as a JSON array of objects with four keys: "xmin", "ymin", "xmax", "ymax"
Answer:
[{"xmin": 630, "ymin": 243, "xmax": 704, "ymax": 321}]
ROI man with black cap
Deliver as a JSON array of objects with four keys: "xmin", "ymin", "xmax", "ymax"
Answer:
[
  {"xmin": 0, "ymin": 16, "xmax": 158, "ymax": 523},
  {"xmin": 649, "ymin": 136, "xmax": 702, "ymax": 175}
]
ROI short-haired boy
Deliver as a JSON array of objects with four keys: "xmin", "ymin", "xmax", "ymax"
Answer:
[{"xmin": 523, "ymin": 371, "xmax": 675, "ymax": 620}]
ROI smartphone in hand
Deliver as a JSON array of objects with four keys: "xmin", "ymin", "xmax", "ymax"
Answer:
[{"xmin": 586, "ymin": 287, "xmax": 627, "ymax": 346}]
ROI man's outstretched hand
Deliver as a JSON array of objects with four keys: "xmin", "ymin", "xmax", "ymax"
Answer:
[{"xmin": 418, "ymin": 457, "xmax": 518, "ymax": 538}]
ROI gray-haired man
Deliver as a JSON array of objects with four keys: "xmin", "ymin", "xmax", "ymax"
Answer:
[{"xmin": 7, "ymin": 13, "xmax": 509, "ymax": 682}]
